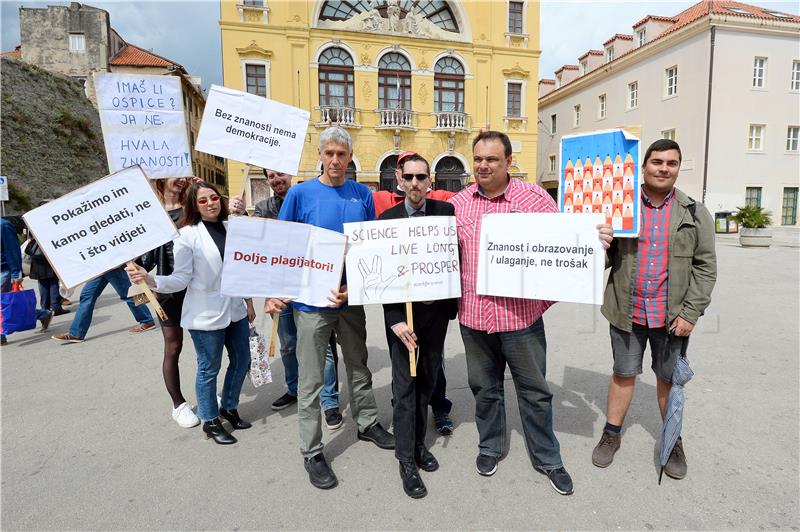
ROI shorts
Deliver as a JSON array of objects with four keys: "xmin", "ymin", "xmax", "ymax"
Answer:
[
  {"xmin": 156, "ymin": 290, "xmax": 186, "ymax": 328},
  {"xmin": 609, "ymin": 323, "xmax": 689, "ymax": 383}
]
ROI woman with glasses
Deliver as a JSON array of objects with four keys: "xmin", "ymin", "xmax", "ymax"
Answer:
[{"xmin": 127, "ymin": 181, "xmax": 256, "ymax": 445}]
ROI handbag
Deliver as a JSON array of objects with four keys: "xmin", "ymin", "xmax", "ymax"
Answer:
[
  {"xmin": 248, "ymin": 325, "xmax": 272, "ymax": 387},
  {"xmin": 20, "ymin": 240, "xmax": 31, "ymax": 277},
  {"xmin": 0, "ymin": 280, "xmax": 37, "ymax": 335}
]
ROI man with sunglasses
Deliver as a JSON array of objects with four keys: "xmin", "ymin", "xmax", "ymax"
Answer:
[
  {"xmin": 373, "ymin": 151, "xmax": 457, "ymax": 437},
  {"xmin": 379, "ymin": 153, "xmax": 458, "ymax": 498}
]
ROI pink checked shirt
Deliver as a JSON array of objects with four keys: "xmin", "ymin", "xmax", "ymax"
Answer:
[
  {"xmin": 632, "ymin": 187, "xmax": 674, "ymax": 327},
  {"xmin": 449, "ymin": 177, "xmax": 558, "ymax": 333}
]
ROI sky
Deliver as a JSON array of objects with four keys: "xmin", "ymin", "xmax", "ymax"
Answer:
[{"xmin": 1, "ymin": 0, "xmax": 798, "ymax": 89}]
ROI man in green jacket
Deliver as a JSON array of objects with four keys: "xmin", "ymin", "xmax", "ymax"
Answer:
[{"xmin": 592, "ymin": 139, "xmax": 716, "ymax": 481}]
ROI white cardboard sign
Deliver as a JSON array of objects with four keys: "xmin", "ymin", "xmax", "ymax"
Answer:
[
  {"xmin": 220, "ymin": 216, "xmax": 347, "ymax": 307},
  {"xmin": 22, "ymin": 166, "xmax": 179, "ymax": 288},
  {"xmin": 477, "ymin": 213, "xmax": 606, "ymax": 305},
  {"xmin": 195, "ymin": 85, "xmax": 310, "ymax": 176},
  {"xmin": 94, "ymin": 73, "xmax": 192, "ymax": 178},
  {"xmin": 343, "ymin": 217, "xmax": 461, "ymax": 306}
]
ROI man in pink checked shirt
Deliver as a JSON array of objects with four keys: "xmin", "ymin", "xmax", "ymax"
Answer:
[{"xmin": 449, "ymin": 130, "xmax": 613, "ymax": 496}]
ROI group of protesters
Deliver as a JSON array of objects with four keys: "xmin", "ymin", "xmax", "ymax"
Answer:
[{"xmin": 2, "ymin": 126, "xmax": 716, "ymax": 499}]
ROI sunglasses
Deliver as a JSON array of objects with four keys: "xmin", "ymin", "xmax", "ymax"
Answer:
[
  {"xmin": 401, "ymin": 173, "xmax": 429, "ymax": 181},
  {"xmin": 197, "ymin": 195, "xmax": 220, "ymax": 205}
]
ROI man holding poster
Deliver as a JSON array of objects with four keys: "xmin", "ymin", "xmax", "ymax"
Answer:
[
  {"xmin": 379, "ymin": 153, "xmax": 458, "ymax": 499},
  {"xmin": 450, "ymin": 131, "xmax": 613, "ymax": 496},
  {"xmin": 592, "ymin": 140, "xmax": 716, "ymax": 480},
  {"xmin": 265, "ymin": 126, "xmax": 393, "ymax": 490}
]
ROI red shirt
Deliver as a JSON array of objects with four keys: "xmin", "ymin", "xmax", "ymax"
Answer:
[
  {"xmin": 632, "ymin": 187, "xmax": 673, "ymax": 327},
  {"xmin": 449, "ymin": 178, "xmax": 557, "ymax": 333}
]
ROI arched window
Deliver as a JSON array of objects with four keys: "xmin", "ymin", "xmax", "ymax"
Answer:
[
  {"xmin": 434, "ymin": 57, "xmax": 464, "ymax": 113},
  {"xmin": 378, "ymin": 52, "xmax": 411, "ymax": 110},
  {"xmin": 319, "ymin": 1, "xmax": 459, "ymax": 33},
  {"xmin": 379, "ymin": 154, "xmax": 399, "ymax": 192},
  {"xmin": 434, "ymin": 156, "xmax": 465, "ymax": 192},
  {"xmin": 319, "ymin": 47, "xmax": 354, "ymax": 108}
]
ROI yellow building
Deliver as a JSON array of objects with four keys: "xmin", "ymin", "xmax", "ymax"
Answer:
[{"xmin": 220, "ymin": 0, "xmax": 541, "ymax": 205}]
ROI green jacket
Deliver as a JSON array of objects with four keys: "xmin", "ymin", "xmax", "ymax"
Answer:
[{"xmin": 601, "ymin": 187, "xmax": 717, "ymax": 332}]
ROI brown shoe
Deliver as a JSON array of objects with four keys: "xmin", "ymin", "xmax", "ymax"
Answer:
[
  {"xmin": 592, "ymin": 429, "xmax": 621, "ymax": 468},
  {"xmin": 52, "ymin": 333, "xmax": 85, "ymax": 343},
  {"xmin": 39, "ymin": 311, "xmax": 54, "ymax": 332},
  {"xmin": 664, "ymin": 437, "xmax": 687, "ymax": 480},
  {"xmin": 128, "ymin": 322, "xmax": 156, "ymax": 333}
]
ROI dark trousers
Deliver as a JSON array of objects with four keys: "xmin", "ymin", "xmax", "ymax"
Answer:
[
  {"xmin": 37, "ymin": 278, "xmax": 61, "ymax": 311},
  {"xmin": 389, "ymin": 315, "xmax": 449, "ymax": 463}
]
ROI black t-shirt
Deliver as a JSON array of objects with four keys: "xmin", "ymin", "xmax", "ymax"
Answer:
[{"xmin": 202, "ymin": 220, "xmax": 226, "ymax": 258}]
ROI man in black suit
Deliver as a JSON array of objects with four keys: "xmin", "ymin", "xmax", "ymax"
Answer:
[{"xmin": 379, "ymin": 153, "xmax": 458, "ymax": 499}]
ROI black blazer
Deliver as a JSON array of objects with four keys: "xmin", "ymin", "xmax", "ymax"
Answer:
[{"xmin": 379, "ymin": 199, "xmax": 459, "ymax": 328}]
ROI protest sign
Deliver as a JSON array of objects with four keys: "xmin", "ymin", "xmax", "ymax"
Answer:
[
  {"xmin": 220, "ymin": 216, "xmax": 346, "ymax": 307},
  {"xmin": 343, "ymin": 217, "xmax": 461, "ymax": 306},
  {"xmin": 94, "ymin": 73, "xmax": 192, "ymax": 179},
  {"xmin": 559, "ymin": 128, "xmax": 641, "ymax": 237},
  {"xmin": 22, "ymin": 166, "xmax": 179, "ymax": 289},
  {"xmin": 195, "ymin": 85, "xmax": 310, "ymax": 176},
  {"xmin": 476, "ymin": 212, "xmax": 606, "ymax": 305}
]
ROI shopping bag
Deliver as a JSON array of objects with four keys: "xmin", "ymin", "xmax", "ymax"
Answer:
[
  {"xmin": 0, "ymin": 281, "xmax": 37, "ymax": 334},
  {"xmin": 248, "ymin": 326, "xmax": 272, "ymax": 387}
]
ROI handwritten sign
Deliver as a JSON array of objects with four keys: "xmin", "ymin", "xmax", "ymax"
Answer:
[
  {"xmin": 343, "ymin": 217, "xmax": 461, "ymax": 306},
  {"xmin": 94, "ymin": 73, "xmax": 192, "ymax": 178},
  {"xmin": 195, "ymin": 85, "xmax": 310, "ymax": 176},
  {"xmin": 220, "ymin": 216, "xmax": 347, "ymax": 307},
  {"xmin": 559, "ymin": 128, "xmax": 640, "ymax": 237},
  {"xmin": 22, "ymin": 166, "xmax": 179, "ymax": 288},
  {"xmin": 477, "ymin": 213, "xmax": 605, "ymax": 305}
]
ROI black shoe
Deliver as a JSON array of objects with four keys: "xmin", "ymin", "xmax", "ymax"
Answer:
[
  {"xmin": 271, "ymin": 392, "xmax": 297, "ymax": 411},
  {"xmin": 399, "ymin": 461, "xmax": 427, "ymax": 499},
  {"xmin": 324, "ymin": 407, "xmax": 343, "ymax": 430},
  {"xmin": 52, "ymin": 308, "xmax": 70, "ymax": 316},
  {"xmin": 535, "ymin": 465, "xmax": 574, "ymax": 495},
  {"xmin": 304, "ymin": 454, "xmax": 338, "ymax": 489},
  {"xmin": 202, "ymin": 418, "xmax": 237, "ymax": 445},
  {"xmin": 357, "ymin": 422, "xmax": 395, "ymax": 449},
  {"xmin": 219, "ymin": 408, "xmax": 252, "ymax": 429},
  {"xmin": 415, "ymin": 445, "xmax": 439, "ymax": 472},
  {"xmin": 476, "ymin": 454, "xmax": 498, "ymax": 476},
  {"xmin": 434, "ymin": 412, "xmax": 454, "ymax": 435}
]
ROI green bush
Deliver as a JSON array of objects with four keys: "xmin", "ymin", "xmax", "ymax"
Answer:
[{"xmin": 731, "ymin": 205, "xmax": 772, "ymax": 228}]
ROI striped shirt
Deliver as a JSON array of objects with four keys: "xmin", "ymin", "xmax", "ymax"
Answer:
[
  {"xmin": 449, "ymin": 177, "xmax": 558, "ymax": 333},
  {"xmin": 632, "ymin": 187, "xmax": 674, "ymax": 327}
]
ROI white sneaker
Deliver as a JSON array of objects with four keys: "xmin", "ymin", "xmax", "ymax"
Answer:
[{"xmin": 171, "ymin": 402, "xmax": 200, "ymax": 428}]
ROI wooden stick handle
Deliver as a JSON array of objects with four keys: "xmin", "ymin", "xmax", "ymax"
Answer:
[
  {"xmin": 239, "ymin": 164, "xmax": 252, "ymax": 207},
  {"xmin": 268, "ymin": 312, "xmax": 279, "ymax": 358},
  {"xmin": 126, "ymin": 261, "xmax": 167, "ymax": 321},
  {"xmin": 406, "ymin": 301, "xmax": 416, "ymax": 377}
]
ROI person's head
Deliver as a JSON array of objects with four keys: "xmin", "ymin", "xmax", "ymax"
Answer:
[
  {"xmin": 154, "ymin": 178, "xmax": 188, "ymax": 206},
  {"xmin": 397, "ymin": 153, "xmax": 431, "ymax": 208},
  {"xmin": 318, "ymin": 126, "xmax": 353, "ymax": 183},
  {"xmin": 179, "ymin": 181, "xmax": 228, "ymax": 227},
  {"xmin": 642, "ymin": 139, "xmax": 682, "ymax": 198},
  {"xmin": 262, "ymin": 169, "xmax": 292, "ymax": 197},
  {"xmin": 471, "ymin": 130, "xmax": 513, "ymax": 196}
]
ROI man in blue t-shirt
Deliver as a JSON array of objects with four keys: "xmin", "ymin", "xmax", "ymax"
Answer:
[{"xmin": 266, "ymin": 126, "xmax": 393, "ymax": 490}]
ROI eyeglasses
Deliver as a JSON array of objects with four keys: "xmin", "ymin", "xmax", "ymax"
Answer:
[
  {"xmin": 197, "ymin": 195, "xmax": 220, "ymax": 205},
  {"xmin": 401, "ymin": 173, "xmax": 429, "ymax": 181}
]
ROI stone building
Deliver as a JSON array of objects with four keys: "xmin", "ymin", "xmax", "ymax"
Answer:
[{"xmin": 17, "ymin": 2, "xmax": 225, "ymax": 188}]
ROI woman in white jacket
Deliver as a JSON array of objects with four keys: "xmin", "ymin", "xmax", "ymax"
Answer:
[{"xmin": 127, "ymin": 182, "xmax": 255, "ymax": 444}]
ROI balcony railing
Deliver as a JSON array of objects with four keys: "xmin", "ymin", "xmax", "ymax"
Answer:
[
  {"xmin": 432, "ymin": 111, "xmax": 469, "ymax": 132},
  {"xmin": 315, "ymin": 106, "xmax": 360, "ymax": 128},
  {"xmin": 375, "ymin": 108, "xmax": 415, "ymax": 130}
]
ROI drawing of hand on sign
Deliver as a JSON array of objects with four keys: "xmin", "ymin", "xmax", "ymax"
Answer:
[{"xmin": 358, "ymin": 255, "xmax": 396, "ymax": 301}]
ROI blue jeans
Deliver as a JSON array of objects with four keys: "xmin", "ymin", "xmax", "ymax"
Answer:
[
  {"xmin": 38, "ymin": 278, "xmax": 62, "ymax": 311},
  {"xmin": 189, "ymin": 317, "xmax": 251, "ymax": 422},
  {"xmin": 460, "ymin": 318, "xmax": 563, "ymax": 470},
  {"xmin": 278, "ymin": 303, "xmax": 339, "ymax": 409},
  {"xmin": 430, "ymin": 362, "xmax": 452, "ymax": 416},
  {"xmin": 69, "ymin": 268, "xmax": 154, "ymax": 339}
]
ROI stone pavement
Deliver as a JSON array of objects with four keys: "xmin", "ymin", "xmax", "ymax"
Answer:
[{"xmin": 1, "ymin": 231, "xmax": 798, "ymax": 530}]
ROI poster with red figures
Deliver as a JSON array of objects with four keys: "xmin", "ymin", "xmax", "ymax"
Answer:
[{"xmin": 558, "ymin": 129, "xmax": 641, "ymax": 238}]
